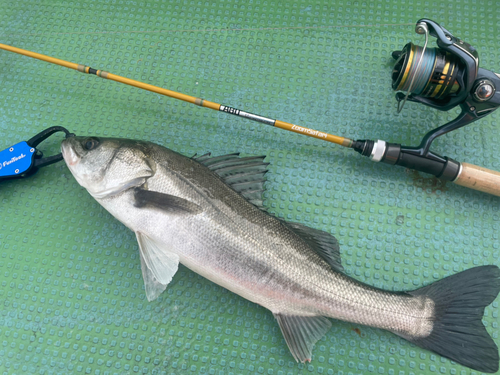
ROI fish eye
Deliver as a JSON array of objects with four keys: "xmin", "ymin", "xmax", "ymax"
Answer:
[{"xmin": 83, "ymin": 138, "xmax": 100, "ymax": 151}]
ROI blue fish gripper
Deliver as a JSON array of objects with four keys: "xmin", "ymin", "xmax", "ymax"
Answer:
[{"xmin": 0, "ymin": 126, "xmax": 74, "ymax": 182}]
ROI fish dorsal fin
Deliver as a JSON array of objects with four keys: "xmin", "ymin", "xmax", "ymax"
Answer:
[
  {"xmin": 136, "ymin": 232, "xmax": 180, "ymax": 301},
  {"xmin": 193, "ymin": 152, "xmax": 240, "ymax": 166},
  {"xmin": 285, "ymin": 222, "xmax": 344, "ymax": 273},
  {"xmin": 274, "ymin": 314, "xmax": 332, "ymax": 363},
  {"xmin": 194, "ymin": 153, "xmax": 269, "ymax": 209}
]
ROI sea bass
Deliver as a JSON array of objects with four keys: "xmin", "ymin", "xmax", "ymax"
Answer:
[{"xmin": 61, "ymin": 136, "xmax": 500, "ymax": 372}]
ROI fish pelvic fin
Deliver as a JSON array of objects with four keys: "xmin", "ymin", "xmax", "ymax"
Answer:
[
  {"xmin": 274, "ymin": 314, "xmax": 331, "ymax": 363},
  {"xmin": 136, "ymin": 232, "xmax": 180, "ymax": 301},
  {"xmin": 405, "ymin": 265, "xmax": 500, "ymax": 373},
  {"xmin": 139, "ymin": 248, "xmax": 167, "ymax": 301}
]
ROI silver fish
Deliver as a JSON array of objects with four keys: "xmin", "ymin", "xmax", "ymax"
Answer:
[{"xmin": 61, "ymin": 136, "xmax": 500, "ymax": 373}]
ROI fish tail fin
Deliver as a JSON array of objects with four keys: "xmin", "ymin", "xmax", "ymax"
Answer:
[{"xmin": 406, "ymin": 265, "xmax": 500, "ymax": 373}]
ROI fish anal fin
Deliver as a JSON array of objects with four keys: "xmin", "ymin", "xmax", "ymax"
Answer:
[
  {"xmin": 285, "ymin": 222, "xmax": 343, "ymax": 273},
  {"xmin": 274, "ymin": 314, "xmax": 332, "ymax": 363},
  {"xmin": 136, "ymin": 232, "xmax": 180, "ymax": 301}
]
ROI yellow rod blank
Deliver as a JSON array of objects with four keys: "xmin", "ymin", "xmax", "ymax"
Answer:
[
  {"xmin": 0, "ymin": 42, "xmax": 221, "ymax": 110},
  {"xmin": 105, "ymin": 72, "xmax": 220, "ymax": 108},
  {"xmin": 274, "ymin": 120, "xmax": 350, "ymax": 147},
  {"xmin": 0, "ymin": 42, "xmax": 351, "ymax": 147},
  {"xmin": 0, "ymin": 43, "xmax": 80, "ymax": 71}
]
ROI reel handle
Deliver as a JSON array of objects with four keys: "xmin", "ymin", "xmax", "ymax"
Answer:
[{"xmin": 454, "ymin": 163, "xmax": 500, "ymax": 197}]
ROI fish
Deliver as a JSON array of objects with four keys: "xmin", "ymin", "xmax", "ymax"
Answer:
[{"xmin": 61, "ymin": 136, "xmax": 500, "ymax": 373}]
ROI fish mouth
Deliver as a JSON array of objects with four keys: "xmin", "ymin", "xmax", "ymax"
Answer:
[{"xmin": 61, "ymin": 140, "xmax": 80, "ymax": 167}]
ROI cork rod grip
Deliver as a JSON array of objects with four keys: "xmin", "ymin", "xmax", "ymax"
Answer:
[{"xmin": 454, "ymin": 163, "xmax": 500, "ymax": 197}]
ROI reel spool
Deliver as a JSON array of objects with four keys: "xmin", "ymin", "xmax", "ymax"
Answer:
[{"xmin": 392, "ymin": 43, "xmax": 461, "ymax": 101}]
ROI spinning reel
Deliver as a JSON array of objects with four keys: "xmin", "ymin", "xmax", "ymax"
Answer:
[
  {"xmin": 353, "ymin": 19, "xmax": 500, "ymax": 189},
  {"xmin": 393, "ymin": 19, "xmax": 500, "ymax": 152}
]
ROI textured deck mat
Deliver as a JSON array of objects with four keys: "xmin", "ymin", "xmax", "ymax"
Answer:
[{"xmin": 1, "ymin": 1, "xmax": 499, "ymax": 374}]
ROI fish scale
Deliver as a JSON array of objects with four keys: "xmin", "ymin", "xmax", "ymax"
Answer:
[{"xmin": 61, "ymin": 136, "xmax": 500, "ymax": 372}]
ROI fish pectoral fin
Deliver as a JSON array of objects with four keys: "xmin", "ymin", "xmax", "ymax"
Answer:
[
  {"xmin": 274, "ymin": 314, "xmax": 332, "ymax": 363},
  {"xmin": 133, "ymin": 188, "xmax": 202, "ymax": 214},
  {"xmin": 136, "ymin": 232, "xmax": 180, "ymax": 301}
]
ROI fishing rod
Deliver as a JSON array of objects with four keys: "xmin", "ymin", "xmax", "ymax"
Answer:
[{"xmin": 1, "ymin": 19, "xmax": 500, "ymax": 196}]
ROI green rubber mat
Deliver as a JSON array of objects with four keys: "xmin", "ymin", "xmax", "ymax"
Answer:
[{"xmin": 1, "ymin": 1, "xmax": 499, "ymax": 374}]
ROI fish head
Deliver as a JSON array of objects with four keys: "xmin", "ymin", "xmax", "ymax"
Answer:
[{"xmin": 61, "ymin": 136, "xmax": 155, "ymax": 199}]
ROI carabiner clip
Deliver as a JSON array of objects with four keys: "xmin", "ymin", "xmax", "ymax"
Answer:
[{"xmin": 0, "ymin": 126, "xmax": 74, "ymax": 182}]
